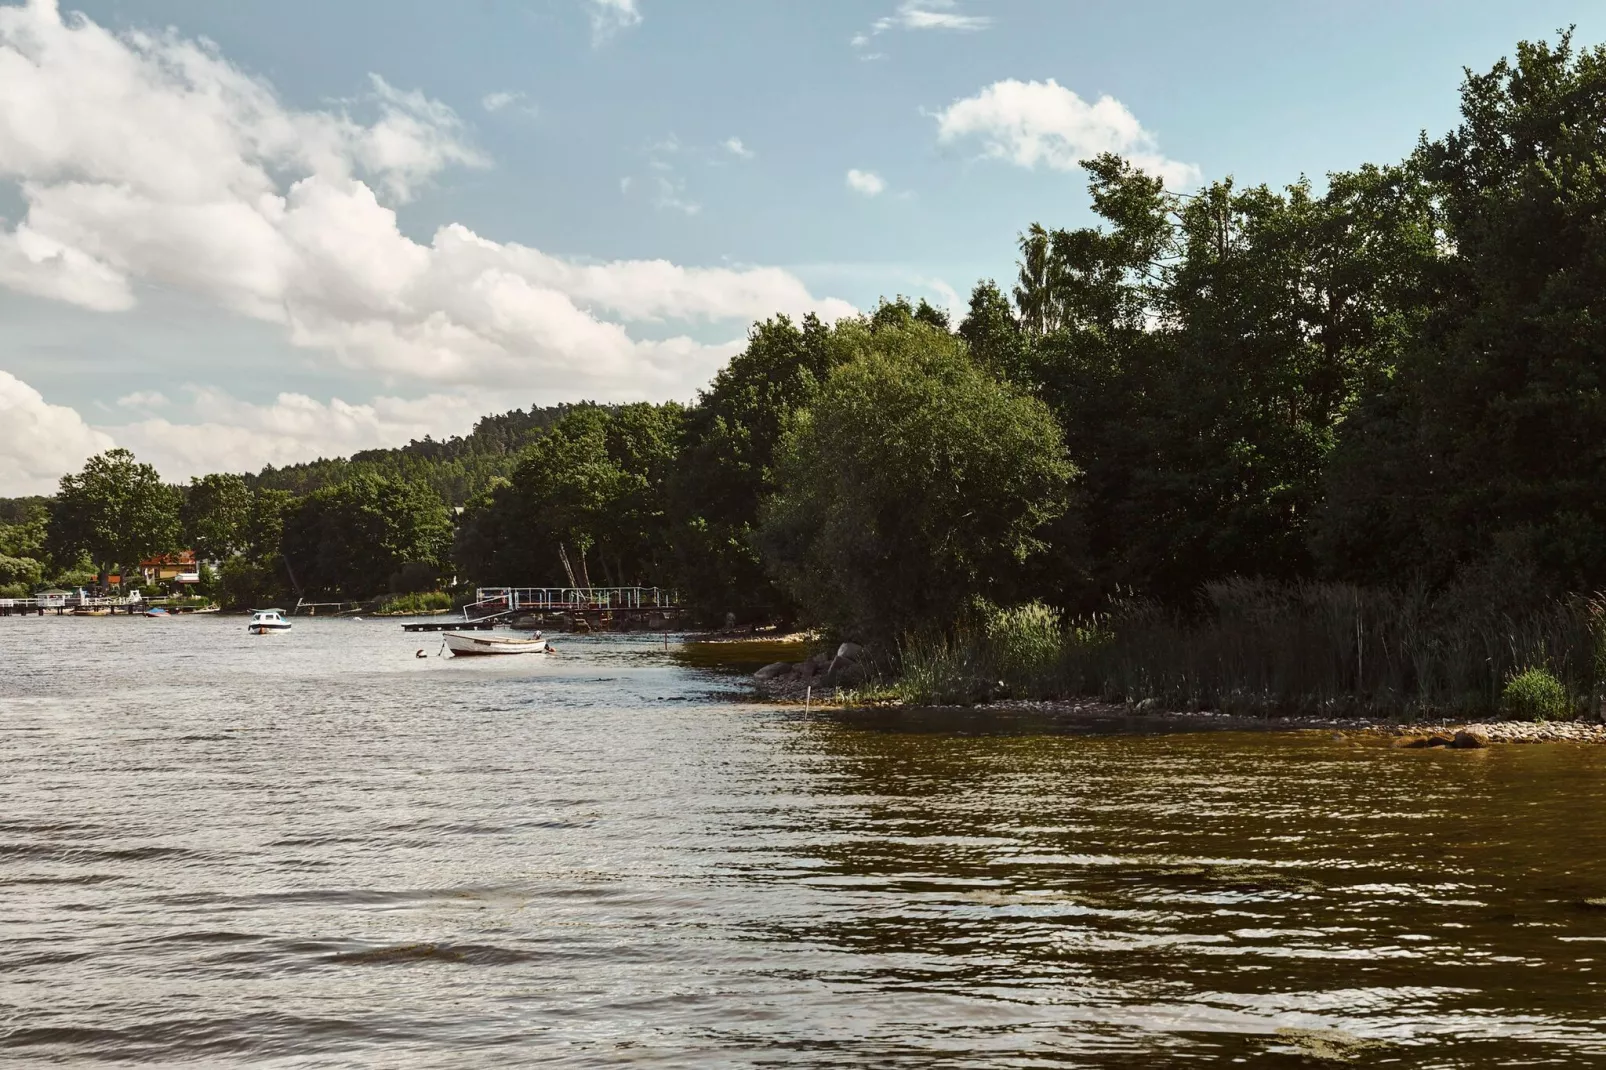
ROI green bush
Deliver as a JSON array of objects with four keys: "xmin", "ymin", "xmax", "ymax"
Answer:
[
  {"xmin": 375, "ymin": 590, "xmax": 452, "ymax": 615},
  {"xmin": 1501, "ymin": 667, "xmax": 1570, "ymax": 721},
  {"xmin": 46, "ymin": 568, "xmax": 97, "ymax": 589},
  {"xmin": 0, "ymin": 553, "xmax": 43, "ymax": 587}
]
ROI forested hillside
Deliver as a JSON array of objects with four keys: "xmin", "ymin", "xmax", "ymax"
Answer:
[{"xmin": 246, "ymin": 403, "xmax": 591, "ymax": 505}]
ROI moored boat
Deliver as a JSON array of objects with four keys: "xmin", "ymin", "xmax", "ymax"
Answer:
[
  {"xmin": 443, "ymin": 631, "xmax": 550, "ymax": 656},
  {"xmin": 248, "ymin": 608, "xmax": 292, "ymax": 634}
]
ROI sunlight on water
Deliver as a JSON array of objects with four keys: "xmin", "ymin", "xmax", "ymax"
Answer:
[{"xmin": 3, "ymin": 615, "xmax": 1605, "ymax": 1066}]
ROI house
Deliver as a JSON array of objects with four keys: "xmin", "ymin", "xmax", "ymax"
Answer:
[{"xmin": 140, "ymin": 551, "xmax": 201, "ymax": 586}]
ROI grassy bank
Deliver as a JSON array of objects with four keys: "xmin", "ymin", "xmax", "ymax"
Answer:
[
  {"xmin": 372, "ymin": 591, "xmax": 453, "ymax": 616},
  {"xmin": 896, "ymin": 580, "xmax": 1606, "ymax": 721}
]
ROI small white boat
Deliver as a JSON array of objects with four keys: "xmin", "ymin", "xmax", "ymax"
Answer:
[
  {"xmin": 248, "ymin": 608, "xmax": 292, "ymax": 635},
  {"xmin": 443, "ymin": 631, "xmax": 550, "ymax": 657}
]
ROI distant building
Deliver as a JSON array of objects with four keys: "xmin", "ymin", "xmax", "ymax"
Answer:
[{"xmin": 140, "ymin": 551, "xmax": 201, "ymax": 586}]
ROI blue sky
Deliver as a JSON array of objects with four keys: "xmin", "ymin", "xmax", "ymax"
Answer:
[{"xmin": 1, "ymin": 0, "xmax": 1602, "ymax": 493}]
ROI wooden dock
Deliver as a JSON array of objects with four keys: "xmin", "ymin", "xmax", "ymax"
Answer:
[{"xmin": 401, "ymin": 620, "xmax": 496, "ymax": 632}]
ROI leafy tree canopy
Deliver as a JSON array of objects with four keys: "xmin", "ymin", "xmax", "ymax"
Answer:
[
  {"xmin": 759, "ymin": 317, "xmax": 1075, "ymax": 640},
  {"xmin": 46, "ymin": 449, "xmax": 180, "ymax": 573}
]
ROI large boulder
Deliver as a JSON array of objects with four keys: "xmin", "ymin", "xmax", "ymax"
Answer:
[
  {"xmin": 824, "ymin": 656, "xmax": 868, "ymax": 687},
  {"xmin": 836, "ymin": 642, "xmax": 864, "ymax": 662},
  {"xmin": 754, "ymin": 661, "xmax": 793, "ymax": 680}
]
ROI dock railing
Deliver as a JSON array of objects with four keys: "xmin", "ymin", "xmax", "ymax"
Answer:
[{"xmin": 466, "ymin": 587, "xmax": 676, "ymax": 617}]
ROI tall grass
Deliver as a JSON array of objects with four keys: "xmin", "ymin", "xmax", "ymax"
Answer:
[
  {"xmin": 374, "ymin": 590, "xmax": 453, "ymax": 615},
  {"xmin": 896, "ymin": 580, "xmax": 1606, "ymax": 720}
]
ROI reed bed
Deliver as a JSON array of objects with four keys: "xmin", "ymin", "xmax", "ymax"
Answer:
[{"xmin": 896, "ymin": 579, "xmax": 1606, "ymax": 720}]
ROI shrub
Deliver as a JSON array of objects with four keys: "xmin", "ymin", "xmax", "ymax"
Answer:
[
  {"xmin": 1501, "ymin": 667, "xmax": 1570, "ymax": 721},
  {"xmin": 376, "ymin": 591, "xmax": 452, "ymax": 615},
  {"xmin": 0, "ymin": 553, "xmax": 43, "ymax": 587}
]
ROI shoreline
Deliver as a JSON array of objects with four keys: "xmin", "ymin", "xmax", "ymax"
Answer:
[{"xmin": 749, "ymin": 681, "xmax": 1606, "ymax": 744}]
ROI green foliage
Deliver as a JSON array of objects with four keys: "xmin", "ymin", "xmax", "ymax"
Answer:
[
  {"xmin": 895, "ymin": 628, "xmax": 995, "ymax": 706},
  {"xmin": 0, "ymin": 553, "xmax": 45, "ymax": 587},
  {"xmin": 47, "ymin": 449, "xmax": 180, "ymax": 573},
  {"xmin": 0, "ymin": 501, "xmax": 48, "ymax": 562},
  {"xmin": 669, "ymin": 313, "xmax": 837, "ymax": 620},
  {"xmin": 1501, "ymin": 667, "xmax": 1571, "ymax": 722},
  {"xmin": 250, "ymin": 403, "xmax": 580, "ymax": 505},
  {"xmin": 180, "ymin": 473, "xmax": 251, "ymax": 560},
  {"xmin": 759, "ymin": 316, "xmax": 1075, "ymax": 640},
  {"xmin": 1320, "ymin": 34, "xmax": 1606, "ymax": 592},
  {"xmin": 375, "ymin": 590, "xmax": 452, "ymax": 615},
  {"xmin": 454, "ymin": 403, "xmax": 683, "ymax": 589},
  {"xmin": 1011, "ymin": 152, "xmax": 1438, "ymax": 603},
  {"xmin": 985, "ymin": 601, "xmax": 1065, "ymax": 690},
  {"xmin": 46, "ymin": 567, "xmax": 98, "ymax": 590},
  {"xmin": 216, "ymin": 557, "xmax": 282, "ymax": 610},
  {"xmin": 895, "ymin": 602, "xmax": 1069, "ymax": 705},
  {"xmin": 281, "ymin": 474, "xmax": 451, "ymax": 599}
]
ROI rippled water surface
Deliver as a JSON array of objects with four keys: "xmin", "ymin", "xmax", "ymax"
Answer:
[{"xmin": 4, "ymin": 615, "xmax": 1606, "ymax": 1067}]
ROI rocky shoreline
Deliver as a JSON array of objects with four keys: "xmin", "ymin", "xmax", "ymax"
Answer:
[{"xmin": 747, "ymin": 672, "xmax": 1606, "ymax": 744}]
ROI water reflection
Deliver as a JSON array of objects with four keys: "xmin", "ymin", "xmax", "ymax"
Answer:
[{"xmin": 2, "ymin": 616, "xmax": 1603, "ymax": 1066}]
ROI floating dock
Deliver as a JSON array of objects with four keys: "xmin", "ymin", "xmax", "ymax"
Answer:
[{"xmin": 402, "ymin": 620, "xmax": 496, "ymax": 632}]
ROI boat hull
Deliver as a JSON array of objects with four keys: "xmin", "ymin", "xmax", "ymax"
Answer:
[
  {"xmin": 443, "ymin": 632, "xmax": 545, "ymax": 656},
  {"xmin": 248, "ymin": 622, "xmax": 293, "ymax": 634}
]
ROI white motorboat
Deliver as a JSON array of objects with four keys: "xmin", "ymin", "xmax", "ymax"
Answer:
[
  {"xmin": 248, "ymin": 608, "xmax": 292, "ymax": 634},
  {"xmin": 443, "ymin": 631, "xmax": 550, "ymax": 656}
]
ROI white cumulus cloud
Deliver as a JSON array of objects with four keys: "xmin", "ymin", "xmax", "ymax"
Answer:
[
  {"xmin": 0, "ymin": 370, "xmax": 115, "ymax": 495},
  {"xmin": 933, "ymin": 78, "xmax": 1199, "ymax": 188},
  {"xmin": 0, "ymin": 0, "xmax": 852, "ymax": 427},
  {"xmin": 723, "ymin": 136, "xmax": 753, "ymax": 160},
  {"xmin": 846, "ymin": 169, "xmax": 886, "ymax": 196}
]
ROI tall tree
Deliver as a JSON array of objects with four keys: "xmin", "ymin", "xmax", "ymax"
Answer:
[
  {"xmin": 280, "ymin": 474, "xmax": 451, "ymax": 599},
  {"xmin": 181, "ymin": 473, "xmax": 252, "ymax": 560},
  {"xmin": 453, "ymin": 404, "xmax": 683, "ymax": 590},
  {"xmin": 46, "ymin": 449, "xmax": 180, "ymax": 577},
  {"xmin": 668, "ymin": 313, "xmax": 838, "ymax": 620},
  {"xmin": 759, "ymin": 317, "xmax": 1075, "ymax": 641},
  {"xmin": 1320, "ymin": 33, "xmax": 1606, "ymax": 591}
]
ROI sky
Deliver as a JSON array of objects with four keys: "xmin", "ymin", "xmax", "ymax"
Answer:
[{"xmin": 0, "ymin": 0, "xmax": 1602, "ymax": 495}]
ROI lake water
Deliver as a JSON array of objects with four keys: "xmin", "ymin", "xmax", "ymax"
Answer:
[{"xmin": 3, "ymin": 614, "xmax": 1605, "ymax": 1067}]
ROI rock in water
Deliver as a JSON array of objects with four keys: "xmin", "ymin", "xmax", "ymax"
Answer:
[
  {"xmin": 1396, "ymin": 734, "xmax": 1455, "ymax": 748},
  {"xmin": 1449, "ymin": 730, "xmax": 1488, "ymax": 749}
]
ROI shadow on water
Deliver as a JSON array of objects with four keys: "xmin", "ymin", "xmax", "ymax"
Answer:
[{"xmin": 672, "ymin": 638, "xmax": 810, "ymax": 675}]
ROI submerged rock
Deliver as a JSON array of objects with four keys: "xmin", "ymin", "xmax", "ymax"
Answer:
[
  {"xmin": 1449, "ymin": 729, "xmax": 1488, "ymax": 749},
  {"xmin": 1396, "ymin": 734, "xmax": 1454, "ymax": 749}
]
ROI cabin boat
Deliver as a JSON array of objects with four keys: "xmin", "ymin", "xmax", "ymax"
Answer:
[
  {"xmin": 248, "ymin": 608, "xmax": 292, "ymax": 634},
  {"xmin": 443, "ymin": 631, "xmax": 549, "ymax": 656}
]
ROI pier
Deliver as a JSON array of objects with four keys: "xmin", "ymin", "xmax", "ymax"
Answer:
[
  {"xmin": 0, "ymin": 595, "xmax": 163, "ymax": 616},
  {"xmin": 406, "ymin": 587, "xmax": 681, "ymax": 633}
]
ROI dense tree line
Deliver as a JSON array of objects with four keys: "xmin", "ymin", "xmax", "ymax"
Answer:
[{"xmin": 11, "ymin": 36, "xmax": 1606, "ymax": 643}]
